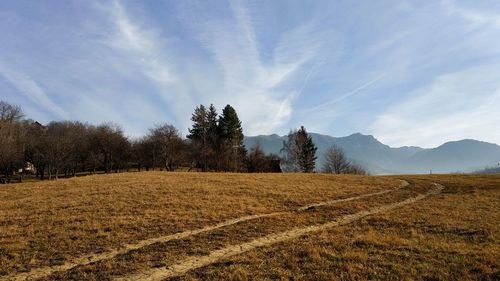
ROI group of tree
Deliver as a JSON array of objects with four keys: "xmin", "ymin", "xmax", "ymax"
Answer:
[
  {"xmin": 280, "ymin": 127, "xmax": 366, "ymax": 175},
  {"xmin": 1, "ymin": 117, "xmax": 131, "ymax": 181},
  {"xmin": 187, "ymin": 104, "xmax": 247, "ymax": 172},
  {"xmin": 0, "ymin": 101, "xmax": 284, "ymax": 182},
  {"xmin": 0, "ymin": 101, "xmax": 25, "ymax": 182},
  {"xmin": 280, "ymin": 126, "xmax": 318, "ymax": 172},
  {"xmin": 0, "ymin": 100, "xmax": 367, "ymax": 182}
]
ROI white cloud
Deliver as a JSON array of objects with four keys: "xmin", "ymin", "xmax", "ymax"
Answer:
[
  {"xmin": 370, "ymin": 63, "xmax": 500, "ymax": 147},
  {"xmin": 100, "ymin": 0, "xmax": 194, "ymax": 126},
  {"xmin": 305, "ymin": 74, "xmax": 385, "ymax": 113},
  {"xmin": 442, "ymin": 0, "xmax": 500, "ymax": 29},
  {"xmin": 181, "ymin": 0, "xmax": 335, "ymax": 135},
  {"xmin": 0, "ymin": 62, "xmax": 68, "ymax": 119}
]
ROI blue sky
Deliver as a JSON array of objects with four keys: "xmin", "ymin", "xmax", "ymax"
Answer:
[{"xmin": 1, "ymin": 0, "xmax": 500, "ymax": 148}]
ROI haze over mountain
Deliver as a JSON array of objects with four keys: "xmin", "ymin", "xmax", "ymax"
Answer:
[{"xmin": 244, "ymin": 133, "xmax": 500, "ymax": 175}]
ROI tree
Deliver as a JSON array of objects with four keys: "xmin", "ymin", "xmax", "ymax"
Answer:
[
  {"xmin": 131, "ymin": 137, "xmax": 155, "ymax": 171},
  {"xmin": 187, "ymin": 104, "xmax": 247, "ymax": 172},
  {"xmin": 147, "ymin": 123, "xmax": 184, "ymax": 171},
  {"xmin": 296, "ymin": 126, "xmax": 317, "ymax": 172},
  {"xmin": 0, "ymin": 101, "xmax": 24, "ymax": 122},
  {"xmin": 245, "ymin": 141, "xmax": 266, "ymax": 173},
  {"xmin": 64, "ymin": 122, "xmax": 91, "ymax": 177},
  {"xmin": 24, "ymin": 121, "xmax": 48, "ymax": 179},
  {"xmin": 323, "ymin": 144, "xmax": 368, "ymax": 175},
  {"xmin": 218, "ymin": 104, "xmax": 246, "ymax": 171},
  {"xmin": 281, "ymin": 130, "xmax": 300, "ymax": 172},
  {"xmin": 187, "ymin": 105, "xmax": 210, "ymax": 171},
  {"xmin": 323, "ymin": 144, "xmax": 350, "ymax": 174},
  {"xmin": 206, "ymin": 104, "xmax": 219, "ymax": 170},
  {"xmin": 245, "ymin": 141, "xmax": 282, "ymax": 173},
  {"xmin": 44, "ymin": 122, "xmax": 72, "ymax": 179},
  {"xmin": 346, "ymin": 163, "xmax": 368, "ymax": 175},
  {"xmin": 0, "ymin": 101, "xmax": 25, "ymax": 182},
  {"xmin": 0, "ymin": 121, "xmax": 23, "ymax": 180},
  {"xmin": 281, "ymin": 126, "xmax": 317, "ymax": 173},
  {"xmin": 89, "ymin": 123, "xmax": 130, "ymax": 174},
  {"xmin": 38, "ymin": 121, "xmax": 91, "ymax": 179}
]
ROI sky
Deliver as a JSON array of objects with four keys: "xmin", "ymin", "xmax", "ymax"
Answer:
[{"xmin": 1, "ymin": 0, "xmax": 500, "ymax": 148}]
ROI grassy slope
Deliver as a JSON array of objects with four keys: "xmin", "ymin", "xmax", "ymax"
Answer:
[
  {"xmin": 0, "ymin": 173, "xmax": 498, "ymax": 280},
  {"xmin": 0, "ymin": 172, "xmax": 398, "ymax": 276},
  {"xmin": 181, "ymin": 175, "xmax": 500, "ymax": 281}
]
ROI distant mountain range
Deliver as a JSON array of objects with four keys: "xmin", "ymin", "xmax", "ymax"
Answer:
[{"xmin": 244, "ymin": 133, "xmax": 500, "ymax": 175}]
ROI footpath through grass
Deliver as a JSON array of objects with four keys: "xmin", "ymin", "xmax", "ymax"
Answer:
[
  {"xmin": 0, "ymin": 173, "xmax": 498, "ymax": 280},
  {"xmin": 0, "ymin": 172, "xmax": 398, "ymax": 277}
]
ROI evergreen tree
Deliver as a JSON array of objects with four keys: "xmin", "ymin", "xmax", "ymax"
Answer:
[
  {"xmin": 206, "ymin": 104, "xmax": 220, "ymax": 170},
  {"xmin": 296, "ymin": 126, "xmax": 317, "ymax": 172},
  {"xmin": 281, "ymin": 126, "xmax": 317, "ymax": 173},
  {"xmin": 187, "ymin": 103, "xmax": 246, "ymax": 172},
  {"xmin": 206, "ymin": 104, "xmax": 219, "ymax": 151},
  {"xmin": 219, "ymin": 105, "xmax": 244, "ymax": 147},
  {"xmin": 187, "ymin": 105, "xmax": 207, "ymax": 143},
  {"xmin": 218, "ymin": 104, "xmax": 246, "ymax": 171},
  {"xmin": 187, "ymin": 105, "xmax": 209, "ymax": 171}
]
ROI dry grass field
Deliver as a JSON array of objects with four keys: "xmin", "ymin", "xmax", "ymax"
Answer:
[{"xmin": 0, "ymin": 172, "xmax": 498, "ymax": 280}]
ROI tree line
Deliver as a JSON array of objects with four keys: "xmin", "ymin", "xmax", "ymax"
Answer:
[{"xmin": 0, "ymin": 100, "xmax": 366, "ymax": 182}]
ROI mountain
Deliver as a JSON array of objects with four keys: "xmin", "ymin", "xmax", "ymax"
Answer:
[
  {"xmin": 408, "ymin": 140, "xmax": 500, "ymax": 173},
  {"xmin": 244, "ymin": 133, "xmax": 500, "ymax": 175}
]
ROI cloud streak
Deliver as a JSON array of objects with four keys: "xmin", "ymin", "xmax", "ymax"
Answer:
[
  {"xmin": 304, "ymin": 74, "xmax": 385, "ymax": 113},
  {"xmin": 442, "ymin": 0, "xmax": 500, "ymax": 29},
  {"xmin": 371, "ymin": 63, "xmax": 500, "ymax": 147},
  {"xmin": 179, "ymin": 0, "xmax": 334, "ymax": 134},
  {"xmin": 0, "ymin": 62, "xmax": 68, "ymax": 119},
  {"xmin": 1, "ymin": 1, "xmax": 500, "ymax": 146},
  {"xmin": 91, "ymin": 0, "xmax": 197, "ymax": 133}
]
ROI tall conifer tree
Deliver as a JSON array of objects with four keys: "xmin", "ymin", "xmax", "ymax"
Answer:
[
  {"xmin": 218, "ymin": 105, "xmax": 245, "ymax": 171},
  {"xmin": 187, "ymin": 105, "xmax": 209, "ymax": 171}
]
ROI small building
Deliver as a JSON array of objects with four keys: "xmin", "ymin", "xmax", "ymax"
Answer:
[{"xmin": 24, "ymin": 162, "xmax": 36, "ymax": 173}]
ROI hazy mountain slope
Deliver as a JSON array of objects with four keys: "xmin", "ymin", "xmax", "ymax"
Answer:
[
  {"xmin": 244, "ymin": 133, "xmax": 500, "ymax": 175},
  {"xmin": 409, "ymin": 140, "xmax": 500, "ymax": 173},
  {"xmin": 244, "ymin": 134, "xmax": 286, "ymax": 155},
  {"xmin": 474, "ymin": 165, "xmax": 500, "ymax": 174}
]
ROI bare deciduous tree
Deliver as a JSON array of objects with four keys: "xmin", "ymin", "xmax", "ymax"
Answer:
[
  {"xmin": 323, "ymin": 144, "xmax": 367, "ymax": 175},
  {"xmin": 148, "ymin": 123, "xmax": 184, "ymax": 171},
  {"xmin": 0, "ymin": 101, "xmax": 25, "ymax": 182},
  {"xmin": 346, "ymin": 163, "xmax": 368, "ymax": 175},
  {"xmin": 323, "ymin": 144, "xmax": 350, "ymax": 174},
  {"xmin": 89, "ymin": 123, "xmax": 130, "ymax": 174},
  {"xmin": 245, "ymin": 141, "xmax": 282, "ymax": 173},
  {"xmin": 0, "ymin": 101, "xmax": 24, "ymax": 122}
]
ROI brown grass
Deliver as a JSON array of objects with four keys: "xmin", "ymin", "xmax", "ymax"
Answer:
[
  {"xmin": 0, "ymin": 172, "xmax": 498, "ymax": 280},
  {"xmin": 0, "ymin": 172, "xmax": 399, "ymax": 277},
  {"xmin": 179, "ymin": 174, "xmax": 500, "ymax": 281}
]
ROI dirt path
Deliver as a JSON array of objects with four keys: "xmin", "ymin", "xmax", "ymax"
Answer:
[
  {"xmin": 2, "ymin": 181, "xmax": 408, "ymax": 281},
  {"xmin": 115, "ymin": 183, "xmax": 443, "ymax": 281},
  {"xmin": 297, "ymin": 180, "xmax": 409, "ymax": 211}
]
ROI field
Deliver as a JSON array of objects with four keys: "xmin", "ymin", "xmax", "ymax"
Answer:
[{"xmin": 0, "ymin": 172, "xmax": 498, "ymax": 280}]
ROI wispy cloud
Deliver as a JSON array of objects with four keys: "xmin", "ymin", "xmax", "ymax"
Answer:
[
  {"xmin": 0, "ymin": 61, "xmax": 68, "ymax": 119},
  {"xmin": 98, "ymin": 0, "xmax": 195, "ymax": 129},
  {"xmin": 179, "ymin": 0, "xmax": 334, "ymax": 134},
  {"xmin": 2, "ymin": 1, "xmax": 500, "ymax": 145},
  {"xmin": 107, "ymin": 0, "xmax": 175, "ymax": 84},
  {"xmin": 370, "ymin": 63, "xmax": 500, "ymax": 147},
  {"xmin": 304, "ymin": 74, "xmax": 385, "ymax": 113},
  {"xmin": 442, "ymin": 0, "xmax": 500, "ymax": 29}
]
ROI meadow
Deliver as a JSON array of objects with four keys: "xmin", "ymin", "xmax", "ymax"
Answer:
[{"xmin": 0, "ymin": 172, "xmax": 498, "ymax": 280}]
